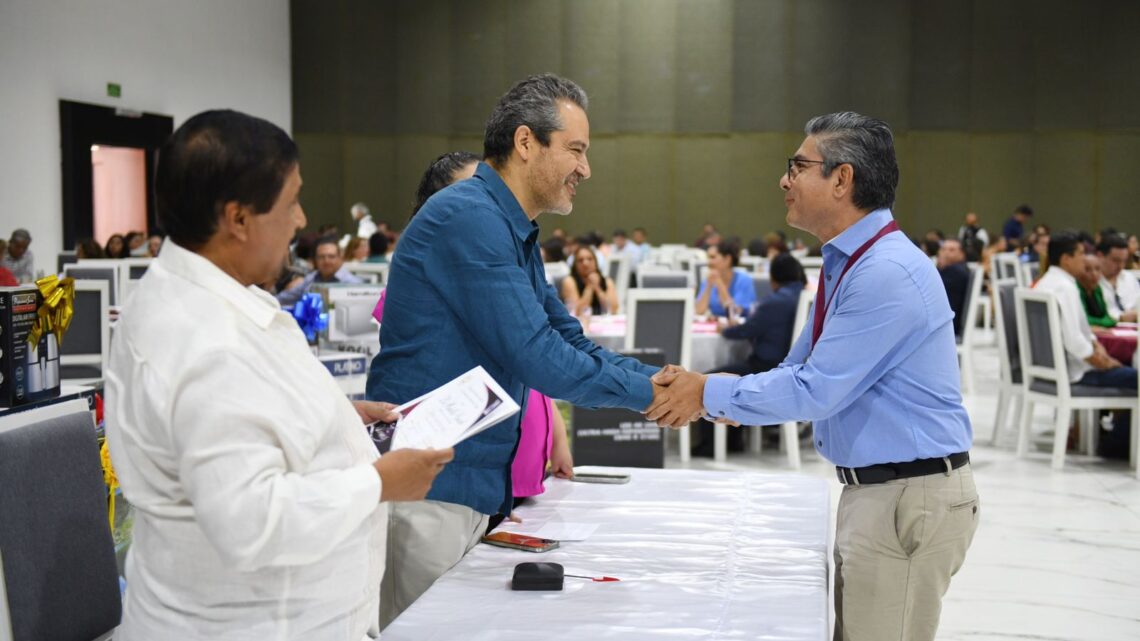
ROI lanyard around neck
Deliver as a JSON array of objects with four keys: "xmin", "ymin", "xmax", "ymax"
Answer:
[{"xmin": 811, "ymin": 220, "xmax": 900, "ymax": 348}]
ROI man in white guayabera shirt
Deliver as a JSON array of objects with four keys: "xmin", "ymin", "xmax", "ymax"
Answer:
[{"xmin": 105, "ymin": 109, "xmax": 453, "ymax": 641}]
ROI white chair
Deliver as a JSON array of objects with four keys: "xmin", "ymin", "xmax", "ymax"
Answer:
[
  {"xmin": 59, "ymin": 280, "xmax": 111, "ymax": 385},
  {"xmin": 345, "ymin": 261, "xmax": 389, "ymax": 285},
  {"xmin": 992, "ymin": 253, "xmax": 1022, "ymax": 287},
  {"xmin": 0, "ymin": 400, "xmax": 122, "ymax": 640},
  {"xmin": 798, "ymin": 256, "xmax": 824, "ymax": 271},
  {"xmin": 625, "ymin": 288, "xmax": 694, "ymax": 461},
  {"xmin": 1017, "ymin": 261, "xmax": 1038, "ymax": 288},
  {"xmin": 956, "ymin": 264, "xmax": 984, "ymax": 395},
  {"xmin": 750, "ymin": 274, "xmax": 773, "ymax": 303},
  {"xmin": 543, "ymin": 261, "xmax": 570, "ymax": 285},
  {"xmin": 638, "ymin": 269, "xmax": 693, "ymax": 290},
  {"xmin": 116, "ymin": 257, "xmax": 153, "ymax": 301},
  {"xmin": 987, "ymin": 282, "xmax": 1024, "ymax": 446},
  {"xmin": 1014, "ymin": 289, "xmax": 1139, "ymax": 477},
  {"xmin": 63, "ymin": 263, "xmax": 120, "ymax": 307},
  {"xmin": 606, "ymin": 253, "xmax": 630, "ymax": 311}
]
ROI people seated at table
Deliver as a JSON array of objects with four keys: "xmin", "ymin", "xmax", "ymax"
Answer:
[
  {"xmin": 276, "ymin": 235, "xmax": 363, "ymax": 306},
  {"xmin": 1127, "ymin": 234, "xmax": 1140, "ymax": 269},
  {"xmin": 2, "ymin": 228, "xmax": 34, "ymax": 283},
  {"xmin": 1097, "ymin": 234, "xmax": 1139, "ymax": 323},
  {"xmin": 147, "ymin": 234, "xmax": 164, "ymax": 257},
  {"xmin": 562, "ymin": 245, "xmax": 619, "ymax": 316},
  {"xmin": 695, "ymin": 240, "xmax": 756, "ymax": 318},
  {"xmin": 1078, "ymin": 254, "xmax": 1116, "ymax": 328},
  {"xmin": 937, "ymin": 238, "xmax": 971, "ymax": 337},
  {"xmin": 1036, "ymin": 231, "xmax": 1137, "ymax": 458},
  {"xmin": 691, "ymin": 253, "xmax": 806, "ymax": 457}
]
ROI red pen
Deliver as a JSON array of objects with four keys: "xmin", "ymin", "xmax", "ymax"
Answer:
[{"xmin": 564, "ymin": 574, "xmax": 620, "ymax": 582}]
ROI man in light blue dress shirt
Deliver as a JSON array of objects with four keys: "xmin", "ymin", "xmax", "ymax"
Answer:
[{"xmin": 649, "ymin": 112, "xmax": 978, "ymax": 641}]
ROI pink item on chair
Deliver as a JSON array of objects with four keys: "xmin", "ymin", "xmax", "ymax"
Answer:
[{"xmin": 372, "ymin": 289, "xmax": 386, "ymax": 323}]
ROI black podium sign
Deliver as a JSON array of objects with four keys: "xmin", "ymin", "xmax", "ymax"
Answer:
[{"xmin": 571, "ymin": 349, "xmax": 666, "ymax": 469}]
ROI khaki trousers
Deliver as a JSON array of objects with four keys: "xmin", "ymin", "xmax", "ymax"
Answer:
[
  {"xmin": 833, "ymin": 464, "xmax": 979, "ymax": 641},
  {"xmin": 378, "ymin": 500, "xmax": 489, "ymax": 630}
]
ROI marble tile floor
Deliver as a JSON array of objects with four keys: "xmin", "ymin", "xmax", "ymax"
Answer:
[{"xmin": 664, "ymin": 337, "xmax": 1140, "ymax": 640}]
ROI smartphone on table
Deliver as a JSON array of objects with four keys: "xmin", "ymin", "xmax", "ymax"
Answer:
[
  {"xmin": 570, "ymin": 471, "xmax": 631, "ymax": 484},
  {"xmin": 481, "ymin": 531, "xmax": 560, "ymax": 553}
]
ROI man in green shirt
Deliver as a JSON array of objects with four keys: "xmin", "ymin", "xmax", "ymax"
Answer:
[{"xmin": 1077, "ymin": 253, "xmax": 1116, "ymax": 328}]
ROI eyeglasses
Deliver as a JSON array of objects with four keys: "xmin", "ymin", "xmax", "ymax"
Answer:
[{"xmin": 786, "ymin": 157, "xmax": 826, "ymax": 181}]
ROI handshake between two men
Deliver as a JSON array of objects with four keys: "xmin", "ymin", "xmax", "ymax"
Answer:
[{"xmin": 644, "ymin": 365, "xmax": 740, "ymax": 429}]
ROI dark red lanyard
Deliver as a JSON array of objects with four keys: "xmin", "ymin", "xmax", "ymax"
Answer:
[{"xmin": 811, "ymin": 220, "xmax": 900, "ymax": 347}]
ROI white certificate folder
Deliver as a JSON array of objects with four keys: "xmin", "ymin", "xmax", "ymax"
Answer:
[{"xmin": 368, "ymin": 366, "xmax": 520, "ymax": 454}]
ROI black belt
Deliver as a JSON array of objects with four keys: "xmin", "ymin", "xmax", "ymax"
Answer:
[{"xmin": 836, "ymin": 452, "xmax": 970, "ymax": 486}]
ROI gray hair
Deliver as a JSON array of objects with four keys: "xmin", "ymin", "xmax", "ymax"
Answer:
[
  {"xmin": 483, "ymin": 73, "xmax": 588, "ymax": 166},
  {"xmin": 805, "ymin": 112, "xmax": 898, "ymax": 211},
  {"xmin": 10, "ymin": 228, "xmax": 31, "ymax": 244},
  {"xmin": 350, "ymin": 202, "xmax": 369, "ymax": 217}
]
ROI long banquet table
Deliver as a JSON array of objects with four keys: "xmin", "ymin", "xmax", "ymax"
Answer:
[{"xmin": 382, "ymin": 467, "xmax": 831, "ymax": 640}]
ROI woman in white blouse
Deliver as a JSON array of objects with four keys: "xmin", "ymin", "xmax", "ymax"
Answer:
[{"xmin": 105, "ymin": 110, "xmax": 452, "ymax": 641}]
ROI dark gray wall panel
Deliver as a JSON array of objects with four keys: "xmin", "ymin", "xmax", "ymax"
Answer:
[
  {"xmin": 618, "ymin": 0, "xmax": 678, "ymax": 132},
  {"xmin": 675, "ymin": 0, "xmax": 733, "ymax": 133},
  {"xmin": 909, "ymin": 0, "xmax": 972, "ymax": 129},
  {"xmin": 731, "ymin": 0, "xmax": 791, "ymax": 131}
]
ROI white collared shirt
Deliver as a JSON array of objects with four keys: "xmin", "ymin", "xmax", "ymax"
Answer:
[
  {"xmin": 1101, "ymin": 270, "xmax": 1140, "ymax": 319},
  {"xmin": 1034, "ymin": 266, "xmax": 1095, "ymax": 382},
  {"xmin": 106, "ymin": 241, "xmax": 385, "ymax": 641}
]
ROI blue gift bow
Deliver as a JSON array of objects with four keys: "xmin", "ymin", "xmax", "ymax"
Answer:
[{"xmin": 291, "ymin": 292, "xmax": 328, "ymax": 342}]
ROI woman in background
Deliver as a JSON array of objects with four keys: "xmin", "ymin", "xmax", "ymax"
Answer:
[
  {"xmin": 561, "ymin": 245, "xmax": 619, "ymax": 316},
  {"xmin": 104, "ymin": 233, "xmax": 128, "ymax": 258},
  {"xmin": 344, "ymin": 236, "xmax": 369, "ymax": 262},
  {"xmin": 695, "ymin": 240, "xmax": 756, "ymax": 318},
  {"xmin": 410, "ymin": 151, "xmax": 480, "ymax": 219}
]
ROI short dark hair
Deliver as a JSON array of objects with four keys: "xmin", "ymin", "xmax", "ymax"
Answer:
[
  {"xmin": 1047, "ymin": 230, "xmax": 1082, "ymax": 268},
  {"xmin": 769, "ymin": 253, "xmax": 806, "ymax": 286},
  {"xmin": 805, "ymin": 111, "xmax": 898, "ymax": 211},
  {"xmin": 612, "ymin": 229, "xmax": 627, "ymax": 238},
  {"xmin": 1096, "ymin": 233, "xmax": 1128, "ymax": 255},
  {"xmin": 483, "ymin": 73, "xmax": 588, "ymax": 166},
  {"xmin": 411, "ymin": 151, "xmax": 481, "ymax": 218},
  {"xmin": 541, "ymin": 237, "xmax": 565, "ymax": 262},
  {"xmin": 1015, "ymin": 204, "xmax": 1034, "ymax": 217},
  {"xmin": 714, "ymin": 240, "xmax": 742, "ymax": 267},
  {"xmin": 368, "ymin": 231, "xmax": 390, "ymax": 256},
  {"xmin": 156, "ymin": 109, "xmax": 298, "ymax": 251},
  {"xmin": 314, "ymin": 235, "xmax": 341, "ymax": 256}
]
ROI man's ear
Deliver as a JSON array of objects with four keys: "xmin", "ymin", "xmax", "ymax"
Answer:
[
  {"xmin": 832, "ymin": 163, "xmax": 855, "ymax": 201},
  {"xmin": 514, "ymin": 125, "xmax": 535, "ymax": 162},
  {"xmin": 218, "ymin": 201, "xmax": 252, "ymax": 243}
]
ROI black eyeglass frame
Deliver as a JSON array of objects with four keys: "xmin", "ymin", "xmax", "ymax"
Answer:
[{"xmin": 786, "ymin": 157, "xmax": 827, "ymax": 181}]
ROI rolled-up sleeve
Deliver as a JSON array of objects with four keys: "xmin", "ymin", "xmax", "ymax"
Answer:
[
  {"xmin": 171, "ymin": 350, "xmax": 381, "ymax": 571},
  {"xmin": 423, "ymin": 211, "xmax": 653, "ymax": 410}
]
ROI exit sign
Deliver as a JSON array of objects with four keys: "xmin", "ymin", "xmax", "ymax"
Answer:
[{"xmin": 106, "ymin": 82, "xmax": 121, "ymax": 98}]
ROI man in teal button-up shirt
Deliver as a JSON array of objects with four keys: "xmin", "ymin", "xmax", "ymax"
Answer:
[{"xmin": 368, "ymin": 74, "xmax": 667, "ymax": 628}]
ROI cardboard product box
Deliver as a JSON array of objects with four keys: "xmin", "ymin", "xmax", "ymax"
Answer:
[{"xmin": 0, "ymin": 286, "xmax": 61, "ymax": 408}]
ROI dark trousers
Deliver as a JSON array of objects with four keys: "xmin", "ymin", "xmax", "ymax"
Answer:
[
  {"xmin": 692, "ymin": 357, "xmax": 777, "ymax": 455},
  {"xmin": 1077, "ymin": 366, "xmax": 1138, "ymax": 459}
]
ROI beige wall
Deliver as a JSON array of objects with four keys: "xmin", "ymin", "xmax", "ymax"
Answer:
[{"xmin": 292, "ymin": 0, "xmax": 1140, "ymax": 244}]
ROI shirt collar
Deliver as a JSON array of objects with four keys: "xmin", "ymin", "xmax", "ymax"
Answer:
[
  {"xmin": 824, "ymin": 208, "xmax": 895, "ymax": 257},
  {"xmin": 157, "ymin": 240, "xmax": 280, "ymax": 329},
  {"xmin": 473, "ymin": 162, "xmax": 540, "ymax": 244}
]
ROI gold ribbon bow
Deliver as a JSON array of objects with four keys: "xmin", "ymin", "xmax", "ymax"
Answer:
[
  {"xmin": 100, "ymin": 439, "xmax": 119, "ymax": 531},
  {"xmin": 27, "ymin": 275, "xmax": 75, "ymax": 349}
]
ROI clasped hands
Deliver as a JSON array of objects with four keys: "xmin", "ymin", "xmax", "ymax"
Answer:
[{"xmin": 644, "ymin": 365, "xmax": 740, "ymax": 429}]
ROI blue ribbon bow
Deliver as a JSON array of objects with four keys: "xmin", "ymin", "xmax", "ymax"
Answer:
[{"xmin": 291, "ymin": 292, "xmax": 328, "ymax": 343}]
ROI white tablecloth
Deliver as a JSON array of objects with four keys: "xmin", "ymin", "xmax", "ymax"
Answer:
[{"xmin": 383, "ymin": 467, "xmax": 830, "ymax": 640}]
